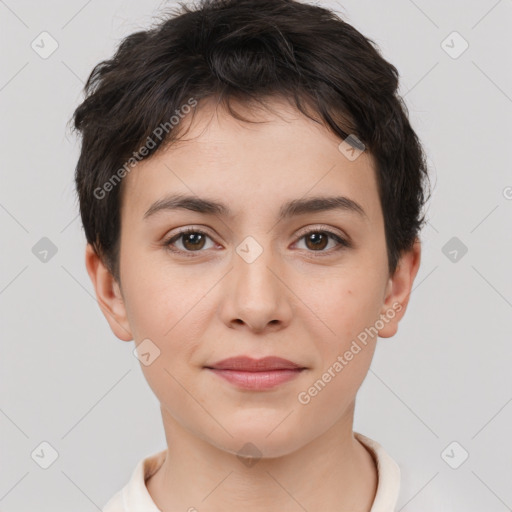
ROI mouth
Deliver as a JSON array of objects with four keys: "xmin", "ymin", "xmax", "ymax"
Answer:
[{"xmin": 204, "ymin": 356, "xmax": 307, "ymax": 391}]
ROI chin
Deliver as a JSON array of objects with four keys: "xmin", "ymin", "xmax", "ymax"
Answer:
[{"xmin": 206, "ymin": 419, "xmax": 309, "ymax": 460}]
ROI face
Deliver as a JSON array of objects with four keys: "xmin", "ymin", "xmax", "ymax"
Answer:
[{"xmin": 87, "ymin": 96, "xmax": 420, "ymax": 458}]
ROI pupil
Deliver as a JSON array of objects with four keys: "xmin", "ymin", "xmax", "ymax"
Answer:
[
  {"xmin": 307, "ymin": 233, "xmax": 327, "ymax": 250},
  {"xmin": 184, "ymin": 233, "xmax": 204, "ymax": 250}
]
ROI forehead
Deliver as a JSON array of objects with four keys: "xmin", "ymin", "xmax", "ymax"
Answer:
[{"xmin": 121, "ymin": 97, "xmax": 381, "ymax": 223}]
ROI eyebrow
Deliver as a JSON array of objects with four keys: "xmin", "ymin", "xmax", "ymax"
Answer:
[{"xmin": 143, "ymin": 193, "xmax": 368, "ymax": 222}]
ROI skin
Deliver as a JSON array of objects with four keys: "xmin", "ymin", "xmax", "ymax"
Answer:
[{"xmin": 86, "ymin": 96, "xmax": 421, "ymax": 511}]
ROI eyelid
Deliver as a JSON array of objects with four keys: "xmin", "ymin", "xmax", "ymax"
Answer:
[
  {"xmin": 164, "ymin": 225, "xmax": 217, "ymax": 242},
  {"xmin": 294, "ymin": 223, "xmax": 348, "ymax": 241}
]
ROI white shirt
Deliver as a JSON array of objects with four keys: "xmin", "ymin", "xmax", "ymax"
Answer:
[{"xmin": 102, "ymin": 431, "xmax": 401, "ymax": 512}]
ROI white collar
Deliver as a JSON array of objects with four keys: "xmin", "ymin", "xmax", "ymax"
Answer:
[{"xmin": 102, "ymin": 431, "xmax": 400, "ymax": 511}]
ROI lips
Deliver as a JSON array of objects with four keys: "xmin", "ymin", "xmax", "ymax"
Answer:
[
  {"xmin": 205, "ymin": 356, "xmax": 304, "ymax": 371},
  {"xmin": 204, "ymin": 356, "xmax": 306, "ymax": 391}
]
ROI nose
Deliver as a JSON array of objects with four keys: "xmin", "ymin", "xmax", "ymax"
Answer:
[{"xmin": 219, "ymin": 243, "xmax": 293, "ymax": 334}]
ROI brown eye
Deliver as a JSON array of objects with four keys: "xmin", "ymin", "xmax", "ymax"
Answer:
[
  {"xmin": 181, "ymin": 232, "xmax": 206, "ymax": 251},
  {"xmin": 164, "ymin": 229, "xmax": 215, "ymax": 253},
  {"xmin": 295, "ymin": 229, "xmax": 350, "ymax": 254},
  {"xmin": 304, "ymin": 232, "xmax": 329, "ymax": 251}
]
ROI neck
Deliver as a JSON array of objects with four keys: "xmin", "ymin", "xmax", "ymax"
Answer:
[{"xmin": 146, "ymin": 406, "xmax": 378, "ymax": 512}]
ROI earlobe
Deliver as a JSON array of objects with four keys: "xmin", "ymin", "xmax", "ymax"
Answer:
[
  {"xmin": 85, "ymin": 244, "xmax": 133, "ymax": 342},
  {"xmin": 377, "ymin": 238, "xmax": 422, "ymax": 339}
]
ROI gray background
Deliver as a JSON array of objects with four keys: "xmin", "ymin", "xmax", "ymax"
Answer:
[{"xmin": 1, "ymin": 0, "xmax": 511, "ymax": 510}]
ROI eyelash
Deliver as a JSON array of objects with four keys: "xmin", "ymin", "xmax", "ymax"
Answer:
[{"xmin": 163, "ymin": 227, "xmax": 351, "ymax": 258}]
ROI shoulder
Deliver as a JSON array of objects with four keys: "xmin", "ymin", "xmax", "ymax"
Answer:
[
  {"xmin": 101, "ymin": 449, "xmax": 167, "ymax": 512},
  {"xmin": 102, "ymin": 488, "xmax": 125, "ymax": 512},
  {"xmin": 354, "ymin": 431, "xmax": 401, "ymax": 512}
]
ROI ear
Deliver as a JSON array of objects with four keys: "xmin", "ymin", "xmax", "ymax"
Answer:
[
  {"xmin": 377, "ymin": 238, "xmax": 421, "ymax": 338},
  {"xmin": 85, "ymin": 244, "xmax": 133, "ymax": 342}
]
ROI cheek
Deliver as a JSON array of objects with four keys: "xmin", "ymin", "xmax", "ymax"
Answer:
[
  {"xmin": 120, "ymin": 245, "xmax": 187, "ymax": 339},
  {"xmin": 304, "ymin": 266, "xmax": 384, "ymax": 343},
  {"xmin": 123, "ymin": 276, "xmax": 174, "ymax": 341},
  {"xmin": 122, "ymin": 260, "xmax": 205, "ymax": 416},
  {"xmin": 121, "ymin": 250, "xmax": 209, "ymax": 364},
  {"xmin": 295, "ymin": 275, "xmax": 381, "ymax": 421}
]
